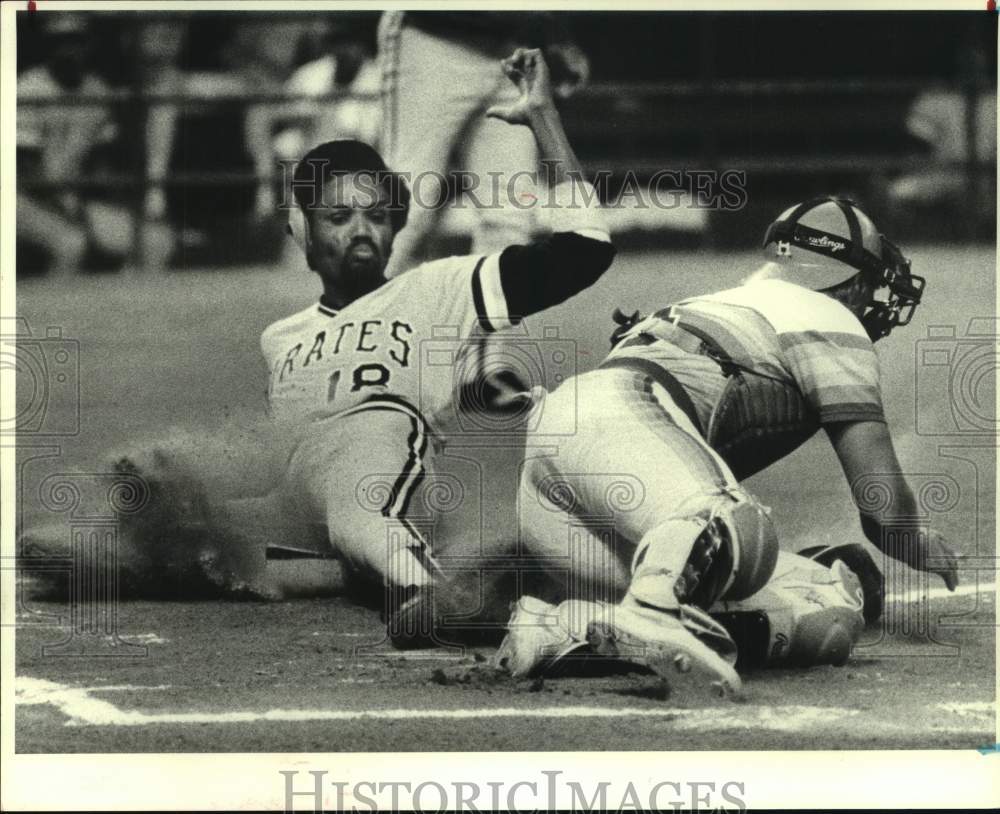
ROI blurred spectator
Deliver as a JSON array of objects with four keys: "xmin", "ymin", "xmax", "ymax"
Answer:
[
  {"xmin": 888, "ymin": 43, "xmax": 996, "ymax": 214},
  {"xmin": 272, "ymin": 16, "xmax": 382, "ymax": 165},
  {"xmin": 120, "ymin": 16, "xmax": 191, "ymax": 268},
  {"xmin": 225, "ymin": 18, "xmax": 316, "ymax": 221},
  {"xmin": 17, "ymin": 14, "xmax": 125, "ymax": 274},
  {"xmin": 136, "ymin": 16, "xmax": 310, "ymax": 263}
]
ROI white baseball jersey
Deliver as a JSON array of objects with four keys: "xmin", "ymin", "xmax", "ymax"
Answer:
[{"xmin": 261, "ymin": 253, "xmax": 513, "ymax": 434}]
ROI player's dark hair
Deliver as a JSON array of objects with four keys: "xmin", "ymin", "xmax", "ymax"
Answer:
[
  {"xmin": 292, "ymin": 140, "xmax": 410, "ymax": 233},
  {"xmin": 820, "ymin": 270, "xmax": 873, "ymax": 313}
]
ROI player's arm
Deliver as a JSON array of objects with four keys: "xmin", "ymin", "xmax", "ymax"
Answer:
[
  {"xmin": 825, "ymin": 419, "xmax": 960, "ymax": 591},
  {"xmin": 476, "ymin": 48, "xmax": 614, "ymax": 328}
]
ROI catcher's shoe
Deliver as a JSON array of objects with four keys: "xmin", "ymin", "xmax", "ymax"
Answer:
[
  {"xmin": 797, "ymin": 542, "xmax": 884, "ymax": 625},
  {"xmin": 586, "ymin": 600, "xmax": 743, "ymax": 700},
  {"xmin": 712, "ymin": 552, "xmax": 865, "ymax": 669},
  {"xmin": 494, "ymin": 596, "xmax": 596, "ymax": 678}
]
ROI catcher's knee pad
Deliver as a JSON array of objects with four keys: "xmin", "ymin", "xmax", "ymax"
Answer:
[
  {"xmin": 722, "ymin": 493, "xmax": 780, "ymax": 601},
  {"xmin": 711, "ymin": 551, "xmax": 865, "ymax": 669},
  {"xmin": 629, "ymin": 488, "xmax": 778, "ymax": 612}
]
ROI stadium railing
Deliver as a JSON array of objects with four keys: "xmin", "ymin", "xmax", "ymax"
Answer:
[{"xmin": 16, "ymin": 77, "xmax": 996, "ymax": 267}]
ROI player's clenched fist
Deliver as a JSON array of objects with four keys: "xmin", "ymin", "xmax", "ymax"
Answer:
[{"xmin": 486, "ymin": 48, "xmax": 555, "ymax": 125}]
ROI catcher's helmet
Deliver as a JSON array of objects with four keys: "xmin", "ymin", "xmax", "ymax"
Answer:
[{"xmin": 757, "ymin": 196, "xmax": 925, "ymax": 340}]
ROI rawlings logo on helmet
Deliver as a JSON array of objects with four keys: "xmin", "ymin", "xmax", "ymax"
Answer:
[{"xmin": 803, "ymin": 235, "xmax": 846, "ymax": 253}]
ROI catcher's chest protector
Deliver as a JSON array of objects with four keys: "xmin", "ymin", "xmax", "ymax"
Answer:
[{"xmin": 706, "ymin": 371, "xmax": 819, "ymax": 481}]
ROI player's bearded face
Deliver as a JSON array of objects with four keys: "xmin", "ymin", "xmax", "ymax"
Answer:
[{"xmin": 309, "ymin": 173, "xmax": 395, "ymax": 300}]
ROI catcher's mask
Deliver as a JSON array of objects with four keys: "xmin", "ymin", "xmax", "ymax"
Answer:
[
  {"xmin": 759, "ymin": 196, "xmax": 925, "ymax": 341},
  {"xmin": 286, "ymin": 139, "xmax": 410, "ymax": 259}
]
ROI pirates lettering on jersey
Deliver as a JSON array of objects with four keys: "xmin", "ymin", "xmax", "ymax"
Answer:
[
  {"xmin": 273, "ymin": 318, "xmax": 414, "ymax": 388},
  {"xmin": 261, "ymin": 253, "xmax": 512, "ymax": 430}
]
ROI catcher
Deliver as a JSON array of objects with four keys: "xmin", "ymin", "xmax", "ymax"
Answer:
[{"xmin": 497, "ymin": 197, "xmax": 961, "ymax": 698}]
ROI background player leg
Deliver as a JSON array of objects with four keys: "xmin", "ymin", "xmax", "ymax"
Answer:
[
  {"xmin": 380, "ymin": 18, "xmax": 499, "ymax": 278},
  {"xmin": 461, "ymin": 67, "xmax": 540, "ymax": 254}
]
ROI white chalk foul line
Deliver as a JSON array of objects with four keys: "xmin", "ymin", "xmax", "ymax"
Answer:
[
  {"xmin": 17, "ymin": 677, "xmax": 857, "ymax": 731},
  {"xmin": 885, "ymin": 581, "xmax": 996, "ymax": 604},
  {"xmin": 122, "ymin": 633, "xmax": 170, "ymax": 645},
  {"xmin": 936, "ymin": 701, "xmax": 996, "ymax": 717},
  {"xmin": 16, "ymin": 678, "xmax": 994, "ymax": 735},
  {"xmin": 83, "ymin": 684, "xmax": 172, "ymax": 693}
]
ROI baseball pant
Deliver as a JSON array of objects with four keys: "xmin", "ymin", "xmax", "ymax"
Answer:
[
  {"xmin": 518, "ymin": 367, "xmax": 745, "ymax": 602},
  {"xmin": 280, "ymin": 401, "xmax": 440, "ymax": 589}
]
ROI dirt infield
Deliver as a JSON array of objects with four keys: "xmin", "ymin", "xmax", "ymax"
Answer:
[
  {"xmin": 13, "ymin": 246, "xmax": 997, "ymax": 752},
  {"xmin": 14, "ymin": 588, "xmax": 996, "ymax": 752}
]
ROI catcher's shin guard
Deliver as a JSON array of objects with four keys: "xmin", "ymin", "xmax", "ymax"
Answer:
[
  {"xmin": 627, "ymin": 488, "xmax": 779, "ymax": 614},
  {"xmin": 711, "ymin": 551, "xmax": 865, "ymax": 669}
]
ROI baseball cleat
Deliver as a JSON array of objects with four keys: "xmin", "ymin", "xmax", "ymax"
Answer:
[
  {"xmin": 387, "ymin": 584, "xmax": 445, "ymax": 649},
  {"xmin": 387, "ymin": 582, "xmax": 486, "ymax": 650},
  {"xmin": 797, "ymin": 542, "xmax": 884, "ymax": 625},
  {"xmin": 712, "ymin": 552, "xmax": 865, "ymax": 669},
  {"xmin": 585, "ymin": 601, "xmax": 743, "ymax": 700}
]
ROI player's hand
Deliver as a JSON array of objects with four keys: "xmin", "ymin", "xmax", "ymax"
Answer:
[
  {"xmin": 486, "ymin": 48, "xmax": 554, "ymax": 126},
  {"xmin": 545, "ymin": 42, "xmax": 590, "ymax": 100},
  {"xmin": 892, "ymin": 529, "xmax": 961, "ymax": 592},
  {"xmin": 922, "ymin": 529, "xmax": 961, "ymax": 592}
]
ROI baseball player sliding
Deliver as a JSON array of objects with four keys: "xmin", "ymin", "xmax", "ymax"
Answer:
[
  {"xmin": 497, "ymin": 197, "xmax": 961, "ymax": 698},
  {"xmin": 261, "ymin": 48, "xmax": 614, "ymax": 646}
]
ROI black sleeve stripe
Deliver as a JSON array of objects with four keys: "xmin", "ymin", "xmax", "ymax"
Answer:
[
  {"xmin": 470, "ymin": 255, "xmax": 493, "ymax": 332},
  {"xmin": 498, "ymin": 232, "xmax": 615, "ymax": 321}
]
